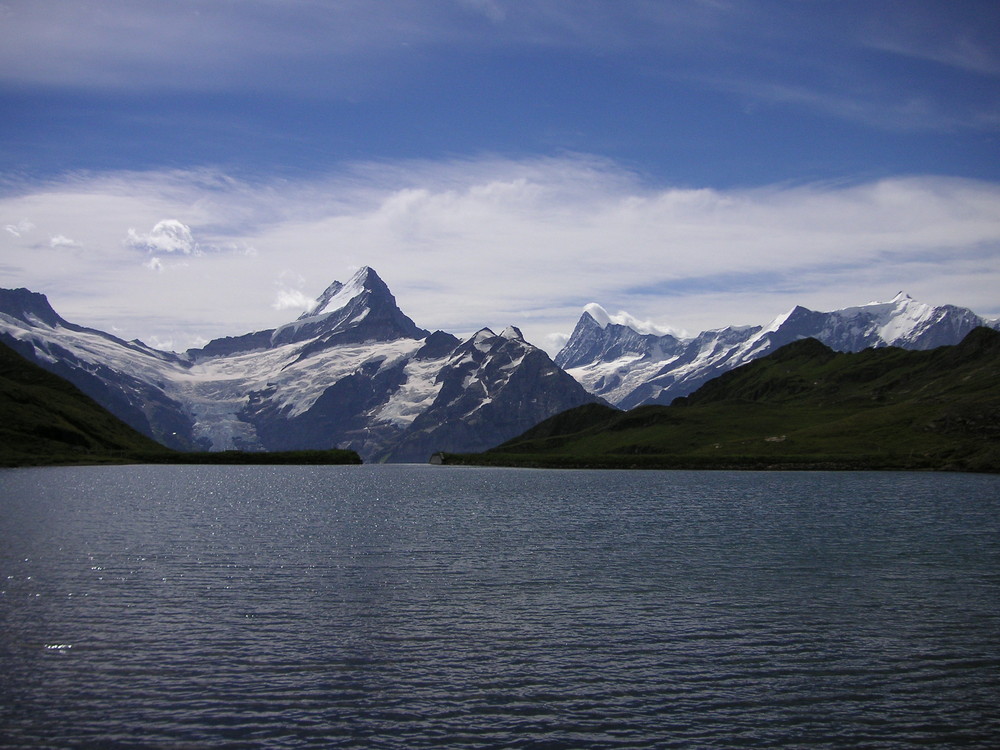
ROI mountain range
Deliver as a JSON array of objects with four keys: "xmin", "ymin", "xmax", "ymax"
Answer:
[
  {"xmin": 556, "ymin": 293, "xmax": 1000, "ymax": 409},
  {"xmin": 2, "ymin": 269, "xmax": 996, "ymax": 464},
  {"xmin": 0, "ymin": 267, "xmax": 599, "ymax": 462},
  {"xmin": 445, "ymin": 326, "xmax": 1000, "ymax": 473}
]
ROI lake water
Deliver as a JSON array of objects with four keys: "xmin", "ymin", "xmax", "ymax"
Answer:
[{"xmin": 1, "ymin": 465, "xmax": 999, "ymax": 749}]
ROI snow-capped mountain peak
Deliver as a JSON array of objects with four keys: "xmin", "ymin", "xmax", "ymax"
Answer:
[
  {"xmin": 558, "ymin": 292, "xmax": 999, "ymax": 409},
  {"xmin": 299, "ymin": 281, "xmax": 341, "ymax": 320},
  {"xmin": 297, "ymin": 266, "xmax": 383, "ymax": 322},
  {"xmin": 1, "ymin": 270, "xmax": 602, "ymax": 462},
  {"xmin": 760, "ymin": 305, "xmax": 806, "ymax": 334},
  {"xmin": 580, "ymin": 302, "xmax": 678, "ymax": 337},
  {"xmin": 824, "ymin": 292, "xmax": 945, "ymax": 347},
  {"xmin": 554, "ymin": 304, "xmax": 683, "ymax": 372},
  {"xmin": 267, "ymin": 266, "xmax": 426, "ymax": 348}
]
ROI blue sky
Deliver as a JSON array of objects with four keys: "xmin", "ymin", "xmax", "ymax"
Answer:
[{"xmin": 2, "ymin": 0, "xmax": 999, "ymax": 353}]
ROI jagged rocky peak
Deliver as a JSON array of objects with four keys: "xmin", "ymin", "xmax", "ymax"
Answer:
[
  {"xmin": 188, "ymin": 266, "xmax": 427, "ymax": 358},
  {"xmin": 448, "ymin": 326, "xmax": 532, "ymax": 364},
  {"xmin": 471, "ymin": 325, "xmax": 530, "ymax": 348},
  {"xmin": 460, "ymin": 327, "xmax": 497, "ymax": 353},
  {"xmin": 556, "ymin": 302, "xmax": 682, "ymax": 370},
  {"xmin": 272, "ymin": 266, "xmax": 427, "ymax": 347},
  {"xmin": 300, "ymin": 281, "xmax": 343, "ymax": 320},
  {"xmin": 567, "ymin": 303, "xmax": 640, "ymax": 335},
  {"xmin": 757, "ymin": 304, "xmax": 824, "ymax": 337},
  {"xmin": 297, "ymin": 265, "xmax": 390, "ymax": 321},
  {"xmin": 415, "ymin": 330, "xmax": 461, "ymax": 359}
]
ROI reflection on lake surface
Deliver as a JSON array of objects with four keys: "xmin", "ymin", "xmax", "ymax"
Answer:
[{"xmin": 2, "ymin": 465, "xmax": 999, "ymax": 748}]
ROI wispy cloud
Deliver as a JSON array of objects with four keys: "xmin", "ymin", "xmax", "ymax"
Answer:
[
  {"xmin": 272, "ymin": 271, "xmax": 317, "ymax": 314},
  {"xmin": 1, "ymin": 0, "xmax": 994, "ymax": 148},
  {"xmin": 0, "ymin": 0, "xmax": 517, "ymax": 92},
  {"xmin": 2, "ymin": 156, "xmax": 998, "ymax": 353},
  {"xmin": 4, "ymin": 218, "xmax": 35, "ymax": 237},
  {"xmin": 859, "ymin": 0, "xmax": 1000, "ymax": 78},
  {"xmin": 49, "ymin": 234, "xmax": 79, "ymax": 248},
  {"xmin": 0, "ymin": 1, "xmax": 750, "ymax": 92},
  {"xmin": 702, "ymin": 76, "xmax": 989, "ymax": 133},
  {"xmin": 272, "ymin": 287, "xmax": 316, "ymax": 314}
]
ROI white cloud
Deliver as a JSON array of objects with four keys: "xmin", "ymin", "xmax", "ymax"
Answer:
[
  {"xmin": 272, "ymin": 270, "xmax": 317, "ymax": 313},
  {"xmin": 127, "ymin": 219, "xmax": 198, "ymax": 255},
  {"xmin": 545, "ymin": 331, "xmax": 570, "ymax": 351},
  {"xmin": 49, "ymin": 234, "xmax": 79, "ymax": 248},
  {"xmin": 581, "ymin": 303, "xmax": 684, "ymax": 337},
  {"xmin": 4, "ymin": 219, "xmax": 35, "ymax": 237},
  {"xmin": 273, "ymin": 288, "xmax": 316, "ymax": 313},
  {"xmin": 1, "ymin": 157, "xmax": 998, "ymax": 354}
]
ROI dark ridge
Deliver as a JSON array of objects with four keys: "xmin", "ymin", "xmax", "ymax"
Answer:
[
  {"xmin": 416, "ymin": 330, "xmax": 461, "ymax": 360},
  {"xmin": 0, "ymin": 288, "xmax": 66, "ymax": 328}
]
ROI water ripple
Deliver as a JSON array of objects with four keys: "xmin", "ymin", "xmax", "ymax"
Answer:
[{"xmin": 2, "ymin": 465, "xmax": 999, "ymax": 748}]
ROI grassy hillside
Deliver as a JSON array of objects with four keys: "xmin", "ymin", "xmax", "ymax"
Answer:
[
  {"xmin": 0, "ymin": 339, "xmax": 172, "ymax": 465},
  {"xmin": 441, "ymin": 327, "xmax": 1000, "ymax": 473},
  {"xmin": 0, "ymin": 341, "xmax": 361, "ymax": 467}
]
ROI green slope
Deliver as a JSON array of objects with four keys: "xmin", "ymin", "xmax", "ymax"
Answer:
[
  {"xmin": 0, "ymin": 341, "xmax": 362, "ymax": 467},
  {"xmin": 0, "ymin": 339, "xmax": 171, "ymax": 465},
  {"xmin": 442, "ymin": 327, "xmax": 1000, "ymax": 473}
]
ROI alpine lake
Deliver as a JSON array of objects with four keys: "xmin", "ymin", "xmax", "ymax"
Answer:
[{"xmin": 2, "ymin": 464, "xmax": 998, "ymax": 749}]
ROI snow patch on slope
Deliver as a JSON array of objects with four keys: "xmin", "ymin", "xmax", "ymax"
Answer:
[
  {"xmin": 273, "ymin": 339, "xmax": 424, "ymax": 417},
  {"xmin": 309, "ymin": 268, "xmax": 370, "ymax": 318},
  {"xmin": 375, "ymin": 356, "xmax": 447, "ymax": 427},
  {"xmin": 472, "ymin": 328, "xmax": 496, "ymax": 352}
]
